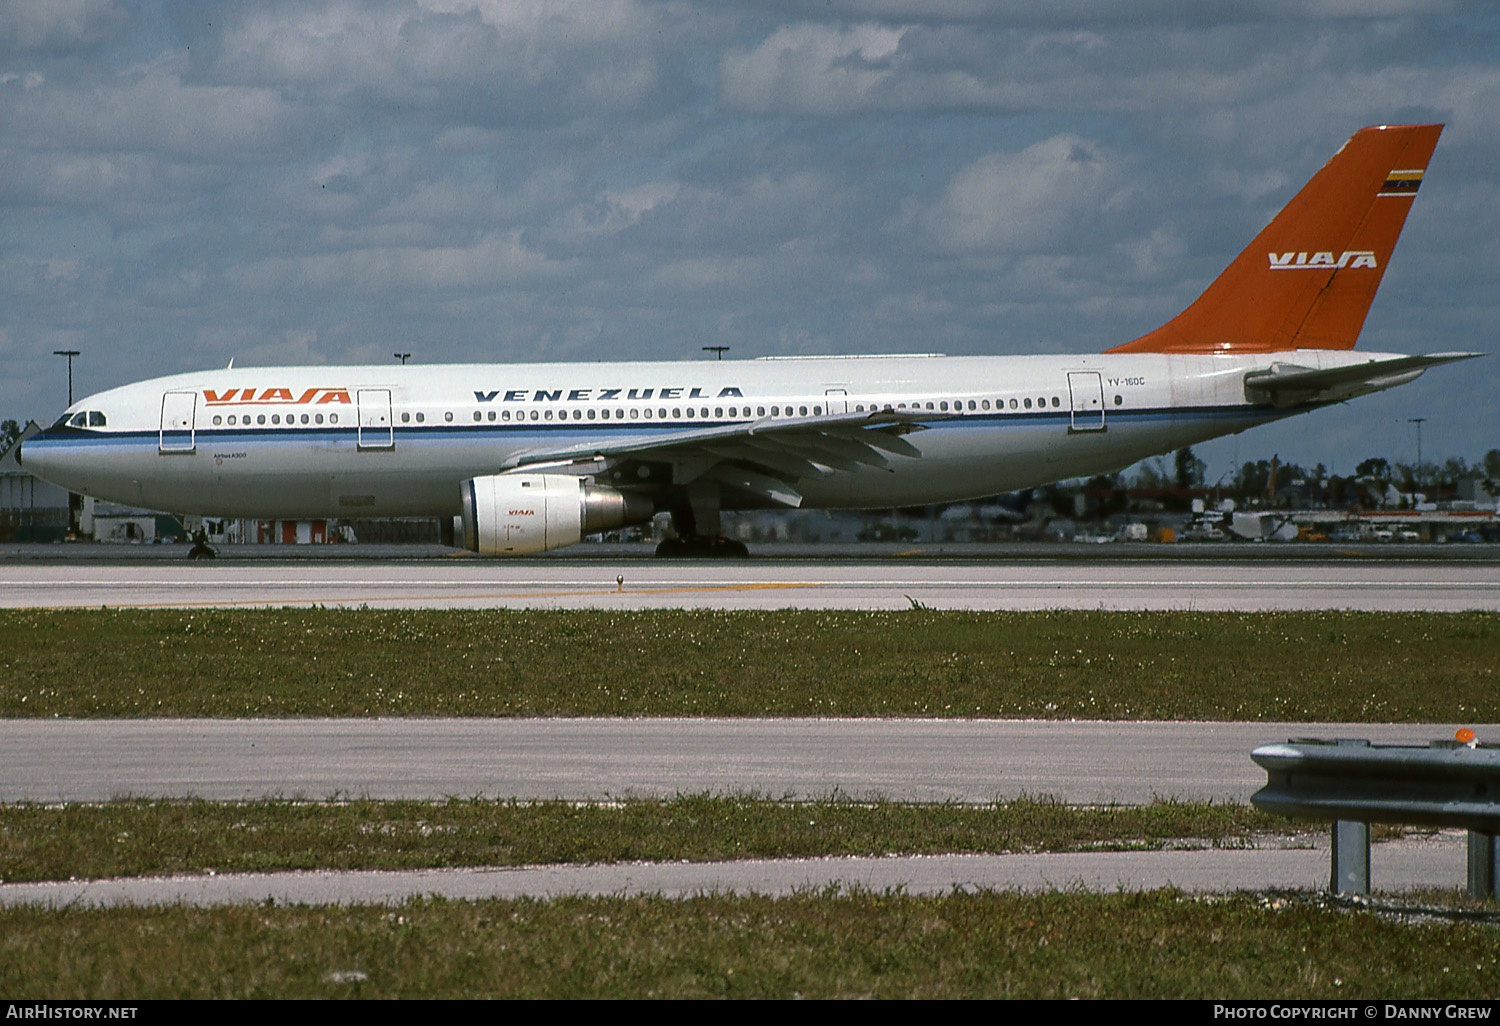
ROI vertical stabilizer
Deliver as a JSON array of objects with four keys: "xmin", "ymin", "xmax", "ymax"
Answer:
[{"xmin": 1109, "ymin": 124, "xmax": 1442, "ymax": 354}]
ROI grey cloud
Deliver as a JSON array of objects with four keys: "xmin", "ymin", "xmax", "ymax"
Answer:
[
  {"xmin": 206, "ymin": 0, "xmax": 675, "ymax": 126},
  {"xmin": 923, "ymin": 136, "xmax": 1124, "ymax": 252},
  {"xmin": 0, "ymin": 0, "xmax": 129, "ymax": 56}
]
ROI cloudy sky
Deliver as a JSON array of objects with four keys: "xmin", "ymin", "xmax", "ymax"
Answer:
[{"xmin": 2, "ymin": 0, "xmax": 1496, "ymax": 479}]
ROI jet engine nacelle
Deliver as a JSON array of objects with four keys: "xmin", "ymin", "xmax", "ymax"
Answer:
[{"xmin": 461, "ymin": 473, "xmax": 653, "ymax": 555}]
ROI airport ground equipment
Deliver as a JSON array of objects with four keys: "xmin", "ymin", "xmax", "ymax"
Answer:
[{"xmin": 1251, "ymin": 735, "xmax": 1500, "ymax": 897}]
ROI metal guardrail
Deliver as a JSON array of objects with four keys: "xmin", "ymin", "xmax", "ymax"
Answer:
[{"xmin": 1251, "ymin": 734, "xmax": 1500, "ymax": 897}]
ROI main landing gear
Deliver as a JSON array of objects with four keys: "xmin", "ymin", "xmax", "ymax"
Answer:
[
  {"xmin": 654, "ymin": 480, "xmax": 750, "ymax": 558},
  {"xmin": 654, "ymin": 535, "xmax": 750, "ymax": 558}
]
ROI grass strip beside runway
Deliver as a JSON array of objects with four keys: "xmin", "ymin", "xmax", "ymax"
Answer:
[
  {"xmin": 0, "ymin": 797, "xmax": 1285, "ymax": 884},
  {"xmin": 2, "ymin": 608, "xmax": 1497, "ymax": 720},
  {"xmin": 5, "ymin": 891, "xmax": 1498, "ymax": 998}
]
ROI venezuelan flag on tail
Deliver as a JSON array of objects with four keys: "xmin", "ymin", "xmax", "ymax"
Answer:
[{"xmin": 1110, "ymin": 124, "xmax": 1442, "ymax": 355}]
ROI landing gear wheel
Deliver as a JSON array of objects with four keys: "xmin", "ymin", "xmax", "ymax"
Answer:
[
  {"xmin": 654, "ymin": 537, "xmax": 690, "ymax": 557},
  {"xmin": 653, "ymin": 536, "xmax": 750, "ymax": 558}
]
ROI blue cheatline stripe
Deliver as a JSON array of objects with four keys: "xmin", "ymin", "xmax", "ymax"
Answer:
[{"xmin": 23, "ymin": 403, "xmax": 1296, "ymax": 453}]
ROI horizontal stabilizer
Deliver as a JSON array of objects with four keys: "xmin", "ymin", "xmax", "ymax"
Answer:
[{"xmin": 1243, "ymin": 352, "xmax": 1481, "ymax": 408}]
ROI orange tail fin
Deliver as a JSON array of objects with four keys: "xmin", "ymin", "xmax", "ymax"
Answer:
[{"xmin": 1109, "ymin": 124, "xmax": 1442, "ymax": 355}]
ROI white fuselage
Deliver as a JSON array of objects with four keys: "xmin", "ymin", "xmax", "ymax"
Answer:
[{"xmin": 23, "ymin": 350, "xmax": 1390, "ymax": 518}]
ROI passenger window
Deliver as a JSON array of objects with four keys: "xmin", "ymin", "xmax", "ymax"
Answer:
[
  {"xmin": 315, "ymin": 414, "xmax": 324, "ymax": 424},
  {"xmin": 473, "ymin": 411, "xmax": 482, "ymax": 422},
  {"xmin": 1024, "ymin": 398, "xmax": 1032, "ymax": 409},
  {"xmin": 416, "ymin": 412, "xmax": 426, "ymax": 423},
  {"xmin": 630, "ymin": 409, "xmax": 639, "ymax": 419},
  {"xmin": 301, "ymin": 414, "xmax": 310, "ymax": 424},
  {"xmin": 272, "ymin": 414, "xmax": 281, "ymax": 425},
  {"xmin": 212, "ymin": 415, "xmax": 223, "ymax": 426},
  {"xmin": 330, "ymin": 414, "xmax": 338, "ymax": 424},
  {"xmin": 257, "ymin": 414, "xmax": 266, "ymax": 425},
  {"xmin": 1052, "ymin": 397, "xmax": 1060, "ymax": 408},
  {"xmin": 445, "ymin": 411, "xmax": 454, "ymax": 422}
]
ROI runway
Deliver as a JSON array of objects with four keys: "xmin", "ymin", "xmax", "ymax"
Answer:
[
  {"xmin": 4, "ymin": 557, "xmax": 1499, "ymax": 610},
  {"xmin": 4, "ymin": 718, "xmax": 1487, "ymax": 805}
]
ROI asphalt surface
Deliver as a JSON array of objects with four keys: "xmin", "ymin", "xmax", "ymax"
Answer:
[
  {"xmin": 4, "ymin": 718, "xmax": 1486, "ymax": 805},
  {"xmin": 4, "ymin": 554, "xmax": 1499, "ymax": 610},
  {"xmin": 0, "ymin": 834, "xmax": 1470, "ymax": 908}
]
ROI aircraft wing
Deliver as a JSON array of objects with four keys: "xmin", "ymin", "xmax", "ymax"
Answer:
[
  {"xmin": 1243, "ymin": 352, "xmax": 1482, "ymax": 408},
  {"xmin": 498, "ymin": 408, "xmax": 945, "ymax": 507}
]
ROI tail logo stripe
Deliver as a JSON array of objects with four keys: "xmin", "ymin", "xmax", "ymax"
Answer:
[{"xmin": 1379, "ymin": 168, "xmax": 1425, "ymax": 197}]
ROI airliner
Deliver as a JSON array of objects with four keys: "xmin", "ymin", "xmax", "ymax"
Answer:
[{"xmin": 19, "ymin": 124, "xmax": 1478, "ymax": 556}]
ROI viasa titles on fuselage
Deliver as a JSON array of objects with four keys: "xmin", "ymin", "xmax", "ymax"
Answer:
[{"xmin": 19, "ymin": 124, "xmax": 1479, "ymax": 557}]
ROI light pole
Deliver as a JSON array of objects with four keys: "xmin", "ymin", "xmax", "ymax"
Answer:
[
  {"xmin": 702, "ymin": 346, "xmax": 729, "ymax": 361},
  {"xmin": 394, "ymin": 352, "xmax": 411, "ymax": 365},
  {"xmin": 53, "ymin": 350, "xmax": 80, "ymax": 406},
  {"xmin": 1408, "ymin": 417, "xmax": 1427, "ymax": 477}
]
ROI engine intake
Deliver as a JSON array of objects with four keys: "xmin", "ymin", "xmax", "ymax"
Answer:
[{"xmin": 460, "ymin": 473, "xmax": 653, "ymax": 555}]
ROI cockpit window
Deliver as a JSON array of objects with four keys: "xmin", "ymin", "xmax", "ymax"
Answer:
[
  {"xmin": 88, "ymin": 411, "xmax": 106, "ymax": 427},
  {"xmin": 69, "ymin": 412, "xmax": 87, "ymax": 428},
  {"xmin": 52, "ymin": 413, "xmax": 73, "ymax": 429}
]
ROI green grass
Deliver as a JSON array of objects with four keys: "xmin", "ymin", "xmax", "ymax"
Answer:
[
  {"xmin": 3, "ymin": 609, "xmax": 1498, "ymax": 719},
  {"xmin": 4, "ymin": 891, "xmax": 1498, "ymax": 998},
  {"xmin": 0, "ymin": 797, "xmax": 1287, "ymax": 883}
]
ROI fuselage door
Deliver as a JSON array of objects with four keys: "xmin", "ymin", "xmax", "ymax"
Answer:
[
  {"xmin": 824, "ymin": 388, "xmax": 848, "ymax": 415},
  {"xmin": 357, "ymin": 388, "xmax": 394, "ymax": 450},
  {"xmin": 1067, "ymin": 371, "xmax": 1106, "ymax": 432},
  {"xmin": 159, "ymin": 390, "xmax": 197, "ymax": 453}
]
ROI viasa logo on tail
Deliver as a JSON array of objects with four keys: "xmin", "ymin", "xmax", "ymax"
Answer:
[{"xmin": 1267, "ymin": 250, "xmax": 1378, "ymax": 270}]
